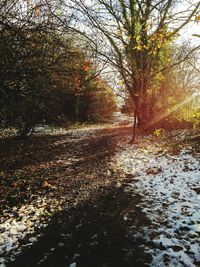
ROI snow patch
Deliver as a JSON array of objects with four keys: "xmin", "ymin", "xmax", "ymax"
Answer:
[{"xmin": 115, "ymin": 140, "xmax": 200, "ymax": 267}]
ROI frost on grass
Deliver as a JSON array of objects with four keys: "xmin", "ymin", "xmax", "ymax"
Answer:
[{"xmin": 115, "ymin": 136, "xmax": 200, "ymax": 267}]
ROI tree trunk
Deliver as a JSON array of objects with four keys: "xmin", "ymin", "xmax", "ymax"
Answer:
[
  {"xmin": 137, "ymin": 101, "xmax": 149, "ymax": 127},
  {"xmin": 75, "ymin": 95, "xmax": 80, "ymax": 123},
  {"xmin": 18, "ymin": 122, "xmax": 34, "ymax": 138},
  {"xmin": 129, "ymin": 110, "xmax": 137, "ymax": 144}
]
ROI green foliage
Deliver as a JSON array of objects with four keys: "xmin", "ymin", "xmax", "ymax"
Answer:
[{"xmin": 173, "ymin": 106, "xmax": 200, "ymax": 129}]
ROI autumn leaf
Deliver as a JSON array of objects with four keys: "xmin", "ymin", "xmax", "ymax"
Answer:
[
  {"xmin": 42, "ymin": 181, "xmax": 56, "ymax": 190},
  {"xmin": 135, "ymin": 44, "xmax": 142, "ymax": 51},
  {"xmin": 195, "ymin": 15, "xmax": 200, "ymax": 21},
  {"xmin": 83, "ymin": 61, "xmax": 90, "ymax": 71},
  {"xmin": 117, "ymin": 80, "xmax": 124, "ymax": 85}
]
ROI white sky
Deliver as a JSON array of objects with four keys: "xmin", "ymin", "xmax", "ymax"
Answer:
[
  {"xmin": 174, "ymin": 0, "xmax": 200, "ymax": 44},
  {"xmin": 180, "ymin": 23, "xmax": 200, "ymax": 44}
]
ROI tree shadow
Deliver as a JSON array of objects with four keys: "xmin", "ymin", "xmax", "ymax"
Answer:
[
  {"xmin": 0, "ymin": 125, "xmax": 132, "ymax": 171},
  {"xmin": 8, "ymin": 184, "xmax": 152, "ymax": 267},
  {"xmin": 1, "ymin": 125, "xmax": 153, "ymax": 266},
  {"xmin": 0, "ymin": 125, "xmax": 132, "ymax": 214}
]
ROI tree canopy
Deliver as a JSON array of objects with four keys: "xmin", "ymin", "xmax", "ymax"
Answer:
[
  {"xmin": 0, "ymin": 0, "xmax": 199, "ymax": 137},
  {"xmin": 0, "ymin": 0, "xmax": 117, "ymax": 136},
  {"xmin": 59, "ymin": 0, "xmax": 200, "ymax": 138}
]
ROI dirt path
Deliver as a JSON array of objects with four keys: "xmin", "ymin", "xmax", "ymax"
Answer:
[
  {"xmin": 0, "ymin": 125, "xmax": 199, "ymax": 267},
  {"xmin": 0, "ymin": 124, "xmax": 133, "ymax": 266}
]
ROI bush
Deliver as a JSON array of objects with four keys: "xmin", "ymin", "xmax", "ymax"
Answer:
[{"xmin": 173, "ymin": 106, "xmax": 200, "ymax": 129}]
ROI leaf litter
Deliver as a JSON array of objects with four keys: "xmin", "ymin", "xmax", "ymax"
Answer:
[{"xmin": 0, "ymin": 125, "xmax": 199, "ymax": 267}]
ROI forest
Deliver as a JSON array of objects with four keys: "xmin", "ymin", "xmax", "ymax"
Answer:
[{"xmin": 0, "ymin": 1, "xmax": 200, "ymax": 267}]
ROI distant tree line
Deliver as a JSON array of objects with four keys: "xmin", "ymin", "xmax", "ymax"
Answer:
[{"xmin": 0, "ymin": 0, "xmax": 117, "ymax": 137}]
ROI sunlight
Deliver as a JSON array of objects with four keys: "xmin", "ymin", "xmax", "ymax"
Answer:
[
  {"xmin": 141, "ymin": 93, "xmax": 200, "ymax": 132},
  {"xmin": 1, "ymin": 1, "xmax": 200, "ymax": 266}
]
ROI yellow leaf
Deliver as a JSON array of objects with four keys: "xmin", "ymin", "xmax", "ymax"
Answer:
[
  {"xmin": 135, "ymin": 45, "xmax": 142, "ymax": 51},
  {"xmin": 136, "ymin": 36, "xmax": 140, "ymax": 42},
  {"xmin": 42, "ymin": 181, "xmax": 56, "ymax": 190},
  {"xmin": 117, "ymin": 80, "xmax": 124, "ymax": 85},
  {"xmin": 195, "ymin": 15, "xmax": 200, "ymax": 21}
]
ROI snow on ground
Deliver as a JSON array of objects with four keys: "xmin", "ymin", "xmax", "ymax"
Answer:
[
  {"xmin": 0, "ymin": 122, "xmax": 126, "ymax": 266},
  {"xmin": 0, "ymin": 196, "xmax": 63, "ymax": 267},
  {"xmin": 1, "ymin": 126, "xmax": 199, "ymax": 267},
  {"xmin": 115, "ymin": 136, "xmax": 200, "ymax": 267}
]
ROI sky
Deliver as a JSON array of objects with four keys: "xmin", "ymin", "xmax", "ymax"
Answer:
[
  {"xmin": 177, "ymin": 0, "xmax": 200, "ymax": 45},
  {"xmin": 180, "ymin": 23, "xmax": 200, "ymax": 44}
]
